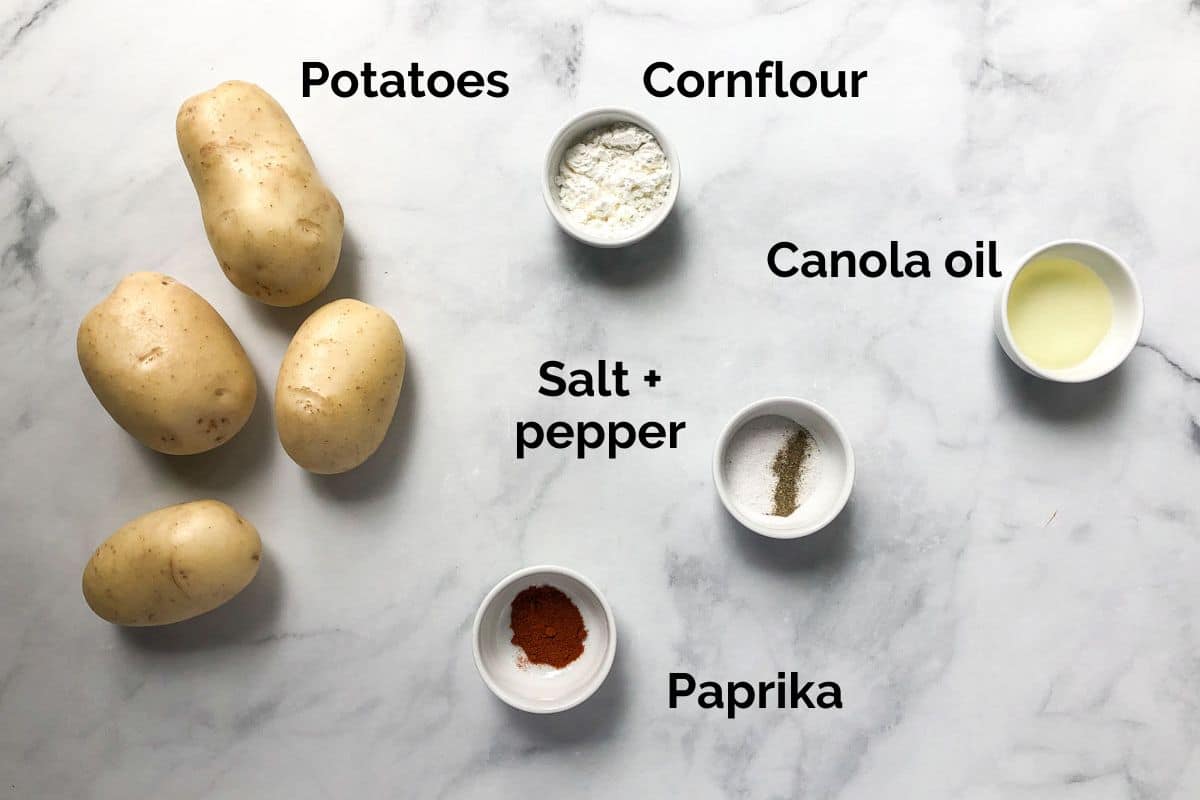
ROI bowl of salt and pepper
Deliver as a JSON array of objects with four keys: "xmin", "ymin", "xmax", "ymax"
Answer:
[{"xmin": 713, "ymin": 397, "xmax": 855, "ymax": 539}]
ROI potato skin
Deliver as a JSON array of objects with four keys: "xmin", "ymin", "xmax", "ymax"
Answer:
[
  {"xmin": 275, "ymin": 299, "xmax": 405, "ymax": 474},
  {"xmin": 82, "ymin": 500, "xmax": 262, "ymax": 626},
  {"xmin": 77, "ymin": 272, "xmax": 257, "ymax": 455},
  {"xmin": 177, "ymin": 80, "xmax": 343, "ymax": 307}
]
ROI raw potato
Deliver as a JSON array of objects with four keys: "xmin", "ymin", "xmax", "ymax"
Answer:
[
  {"xmin": 276, "ymin": 299, "xmax": 405, "ymax": 474},
  {"xmin": 177, "ymin": 80, "xmax": 343, "ymax": 307},
  {"xmin": 77, "ymin": 272, "xmax": 257, "ymax": 455},
  {"xmin": 82, "ymin": 500, "xmax": 262, "ymax": 626}
]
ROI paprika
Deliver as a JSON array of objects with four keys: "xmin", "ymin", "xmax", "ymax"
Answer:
[{"xmin": 510, "ymin": 585, "xmax": 587, "ymax": 668}]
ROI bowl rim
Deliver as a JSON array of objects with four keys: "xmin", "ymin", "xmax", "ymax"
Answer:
[
  {"xmin": 711, "ymin": 396, "xmax": 855, "ymax": 539},
  {"xmin": 541, "ymin": 106, "xmax": 681, "ymax": 248},
  {"xmin": 471, "ymin": 564, "xmax": 617, "ymax": 714},
  {"xmin": 996, "ymin": 238, "xmax": 1144, "ymax": 383}
]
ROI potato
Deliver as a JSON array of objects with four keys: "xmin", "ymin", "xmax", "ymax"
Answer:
[
  {"xmin": 77, "ymin": 272, "xmax": 257, "ymax": 455},
  {"xmin": 177, "ymin": 80, "xmax": 343, "ymax": 307},
  {"xmin": 82, "ymin": 500, "xmax": 262, "ymax": 626},
  {"xmin": 275, "ymin": 299, "xmax": 405, "ymax": 474}
]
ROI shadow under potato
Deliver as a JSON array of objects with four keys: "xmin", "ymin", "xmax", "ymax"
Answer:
[
  {"xmin": 558, "ymin": 208, "xmax": 687, "ymax": 289},
  {"xmin": 500, "ymin": 618, "xmax": 629, "ymax": 745},
  {"xmin": 992, "ymin": 338, "xmax": 1127, "ymax": 423},
  {"xmin": 305, "ymin": 350, "xmax": 418, "ymax": 502},
  {"xmin": 117, "ymin": 551, "xmax": 284, "ymax": 654},
  {"xmin": 134, "ymin": 367, "xmax": 275, "ymax": 493},
  {"xmin": 243, "ymin": 226, "xmax": 366, "ymax": 335},
  {"xmin": 723, "ymin": 496, "xmax": 857, "ymax": 575}
]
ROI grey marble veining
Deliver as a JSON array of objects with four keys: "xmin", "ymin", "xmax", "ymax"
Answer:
[{"xmin": 2, "ymin": 1, "xmax": 1199, "ymax": 797}]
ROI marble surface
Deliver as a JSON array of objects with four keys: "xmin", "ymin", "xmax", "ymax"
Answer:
[{"xmin": 3, "ymin": 1, "xmax": 1200, "ymax": 797}]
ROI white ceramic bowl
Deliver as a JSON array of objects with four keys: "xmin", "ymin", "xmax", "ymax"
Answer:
[
  {"xmin": 472, "ymin": 565, "xmax": 616, "ymax": 714},
  {"xmin": 713, "ymin": 397, "xmax": 854, "ymax": 539},
  {"xmin": 995, "ymin": 239, "xmax": 1144, "ymax": 382},
  {"xmin": 542, "ymin": 107, "xmax": 680, "ymax": 248}
]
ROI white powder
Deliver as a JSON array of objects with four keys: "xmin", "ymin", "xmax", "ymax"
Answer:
[
  {"xmin": 554, "ymin": 122, "xmax": 671, "ymax": 234},
  {"xmin": 722, "ymin": 415, "xmax": 820, "ymax": 517}
]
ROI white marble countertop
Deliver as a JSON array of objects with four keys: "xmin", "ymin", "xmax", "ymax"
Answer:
[{"xmin": 3, "ymin": 1, "xmax": 1200, "ymax": 797}]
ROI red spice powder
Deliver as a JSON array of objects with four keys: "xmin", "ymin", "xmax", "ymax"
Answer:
[{"xmin": 510, "ymin": 585, "xmax": 587, "ymax": 668}]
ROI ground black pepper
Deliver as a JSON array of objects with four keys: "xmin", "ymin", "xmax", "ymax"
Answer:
[{"xmin": 771, "ymin": 426, "xmax": 814, "ymax": 516}]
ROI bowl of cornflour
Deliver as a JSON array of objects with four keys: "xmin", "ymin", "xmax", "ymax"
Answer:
[
  {"xmin": 543, "ymin": 107, "xmax": 679, "ymax": 247},
  {"xmin": 713, "ymin": 397, "xmax": 854, "ymax": 539},
  {"xmin": 995, "ymin": 240, "xmax": 1143, "ymax": 383}
]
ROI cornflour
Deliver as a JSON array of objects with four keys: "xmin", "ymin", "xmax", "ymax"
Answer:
[{"xmin": 554, "ymin": 122, "xmax": 671, "ymax": 234}]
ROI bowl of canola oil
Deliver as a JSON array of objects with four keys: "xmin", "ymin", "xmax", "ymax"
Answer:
[{"xmin": 995, "ymin": 240, "xmax": 1143, "ymax": 383}]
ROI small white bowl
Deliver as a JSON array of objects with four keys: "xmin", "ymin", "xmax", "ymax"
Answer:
[
  {"xmin": 713, "ymin": 397, "xmax": 854, "ymax": 539},
  {"xmin": 542, "ymin": 107, "xmax": 680, "ymax": 248},
  {"xmin": 995, "ymin": 239, "xmax": 1144, "ymax": 383},
  {"xmin": 472, "ymin": 565, "xmax": 616, "ymax": 714}
]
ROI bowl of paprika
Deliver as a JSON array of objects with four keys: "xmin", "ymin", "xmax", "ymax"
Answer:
[{"xmin": 472, "ymin": 565, "xmax": 616, "ymax": 714}]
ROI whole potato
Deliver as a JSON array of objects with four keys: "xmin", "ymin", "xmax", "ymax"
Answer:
[
  {"xmin": 77, "ymin": 272, "xmax": 257, "ymax": 454},
  {"xmin": 275, "ymin": 299, "xmax": 405, "ymax": 474},
  {"xmin": 82, "ymin": 500, "xmax": 262, "ymax": 626},
  {"xmin": 177, "ymin": 80, "xmax": 343, "ymax": 307}
]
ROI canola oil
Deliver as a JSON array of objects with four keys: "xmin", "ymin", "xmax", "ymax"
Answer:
[{"xmin": 1007, "ymin": 256, "xmax": 1112, "ymax": 370}]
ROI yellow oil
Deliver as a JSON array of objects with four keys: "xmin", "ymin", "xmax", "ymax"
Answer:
[{"xmin": 1007, "ymin": 256, "xmax": 1112, "ymax": 370}]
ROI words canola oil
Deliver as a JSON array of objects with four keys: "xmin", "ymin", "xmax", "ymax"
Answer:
[{"xmin": 1007, "ymin": 256, "xmax": 1113, "ymax": 370}]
